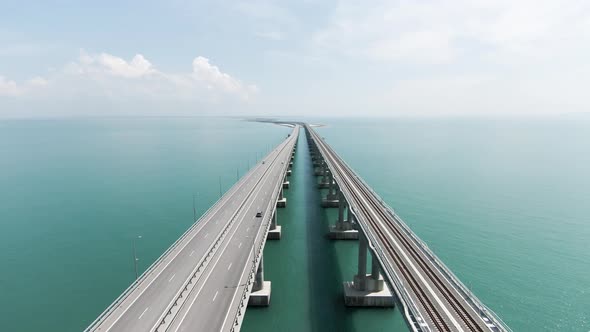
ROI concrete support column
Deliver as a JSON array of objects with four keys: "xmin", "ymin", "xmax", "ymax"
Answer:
[
  {"xmin": 357, "ymin": 234, "xmax": 368, "ymax": 280},
  {"xmin": 253, "ymin": 255, "xmax": 264, "ymax": 292},
  {"xmin": 344, "ymin": 232, "xmax": 393, "ymax": 307},
  {"xmin": 347, "ymin": 206, "xmax": 354, "ymax": 223},
  {"xmin": 371, "ymin": 253, "xmax": 380, "ymax": 280},
  {"xmin": 329, "ymin": 202, "xmax": 359, "ymax": 239},
  {"xmin": 338, "ymin": 191, "xmax": 346, "ymax": 224},
  {"xmin": 328, "ymin": 173, "xmax": 334, "ymax": 194},
  {"xmin": 268, "ymin": 209, "xmax": 281, "ymax": 240},
  {"xmin": 277, "ymin": 187, "xmax": 287, "ymax": 208},
  {"xmin": 249, "ymin": 254, "xmax": 271, "ymax": 306},
  {"xmin": 332, "ymin": 180, "xmax": 340, "ymax": 197},
  {"xmin": 322, "ymin": 173, "xmax": 339, "ymax": 208},
  {"xmin": 318, "ymin": 165, "xmax": 330, "ymax": 186},
  {"xmin": 271, "ymin": 211, "xmax": 277, "ymax": 229}
]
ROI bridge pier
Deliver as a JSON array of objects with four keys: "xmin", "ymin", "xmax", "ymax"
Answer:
[
  {"xmin": 315, "ymin": 160, "xmax": 326, "ymax": 177},
  {"xmin": 329, "ymin": 194, "xmax": 359, "ymax": 239},
  {"xmin": 318, "ymin": 168, "xmax": 331, "ymax": 188},
  {"xmin": 248, "ymin": 255, "xmax": 271, "ymax": 306},
  {"xmin": 267, "ymin": 210, "xmax": 281, "ymax": 240},
  {"xmin": 322, "ymin": 174, "xmax": 339, "ymax": 208},
  {"xmin": 343, "ymin": 233, "xmax": 394, "ymax": 307},
  {"xmin": 277, "ymin": 187, "xmax": 287, "ymax": 208}
]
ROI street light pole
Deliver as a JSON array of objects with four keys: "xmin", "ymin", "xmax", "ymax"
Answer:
[{"xmin": 133, "ymin": 235, "xmax": 142, "ymax": 280}]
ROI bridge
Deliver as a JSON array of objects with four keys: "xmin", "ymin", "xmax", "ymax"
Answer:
[
  {"xmin": 305, "ymin": 124, "xmax": 511, "ymax": 332},
  {"xmin": 85, "ymin": 125, "xmax": 299, "ymax": 332},
  {"xmin": 85, "ymin": 122, "xmax": 511, "ymax": 332}
]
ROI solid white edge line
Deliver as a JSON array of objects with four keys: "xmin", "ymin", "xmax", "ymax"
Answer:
[{"xmin": 138, "ymin": 307, "xmax": 149, "ymax": 320}]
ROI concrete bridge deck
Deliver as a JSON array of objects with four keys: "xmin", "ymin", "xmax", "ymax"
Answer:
[{"xmin": 85, "ymin": 126, "xmax": 298, "ymax": 332}]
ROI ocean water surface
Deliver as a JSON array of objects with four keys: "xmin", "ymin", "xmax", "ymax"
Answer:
[{"xmin": 0, "ymin": 116, "xmax": 588, "ymax": 331}]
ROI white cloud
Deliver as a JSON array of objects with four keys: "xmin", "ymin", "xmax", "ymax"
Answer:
[
  {"xmin": 0, "ymin": 76, "xmax": 48, "ymax": 96},
  {"xmin": 67, "ymin": 51, "xmax": 157, "ymax": 79},
  {"xmin": 192, "ymin": 56, "xmax": 257, "ymax": 98},
  {"xmin": 2, "ymin": 51, "xmax": 257, "ymax": 102},
  {"xmin": 299, "ymin": 0, "xmax": 590, "ymax": 116},
  {"xmin": 86, "ymin": 53, "xmax": 156, "ymax": 78},
  {"xmin": 0, "ymin": 76, "xmax": 19, "ymax": 96},
  {"xmin": 313, "ymin": 0, "xmax": 590, "ymax": 64}
]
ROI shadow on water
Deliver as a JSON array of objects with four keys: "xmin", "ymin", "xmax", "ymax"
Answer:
[
  {"xmin": 301, "ymin": 134, "xmax": 355, "ymax": 332},
  {"xmin": 241, "ymin": 131, "xmax": 356, "ymax": 332}
]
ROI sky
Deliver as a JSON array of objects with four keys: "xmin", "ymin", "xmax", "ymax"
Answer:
[{"xmin": 1, "ymin": 0, "xmax": 590, "ymax": 118}]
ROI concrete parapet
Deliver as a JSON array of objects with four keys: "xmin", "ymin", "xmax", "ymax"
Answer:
[
  {"xmin": 248, "ymin": 281, "xmax": 271, "ymax": 306},
  {"xmin": 267, "ymin": 225, "xmax": 282, "ymax": 240},
  {"xmin": 277, "ymin": 198, "xmax": 287, "ymax": 208}
]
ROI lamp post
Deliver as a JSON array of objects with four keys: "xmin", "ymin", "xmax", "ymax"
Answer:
[{"xmin": 133, "ymin": 235, "xmax": 142, "ymax": 280}]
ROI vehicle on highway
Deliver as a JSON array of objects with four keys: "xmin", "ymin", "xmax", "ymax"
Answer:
[{"xmin": 256, "ymin": 211, "xmax": 263, "ymax": 218}]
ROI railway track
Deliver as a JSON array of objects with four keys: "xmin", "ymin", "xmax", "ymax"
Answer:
[{"xmin": 308, "ymin": 127, "xmax": 486, "ymax": 332}]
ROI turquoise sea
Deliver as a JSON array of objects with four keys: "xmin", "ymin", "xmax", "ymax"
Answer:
[{"xmin": 0, "ymin": 116, "xmax": 588, "ymax": 331}]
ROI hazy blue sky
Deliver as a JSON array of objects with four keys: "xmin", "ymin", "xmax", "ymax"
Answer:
[{"xmin": 1, "ymin": 0, "xmax": 589, "ymax": 118}]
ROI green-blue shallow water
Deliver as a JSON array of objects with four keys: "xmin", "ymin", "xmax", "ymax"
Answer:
[{"xmin": 0, "ymin": 116, "xmax": 588, "ymax": 331}]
